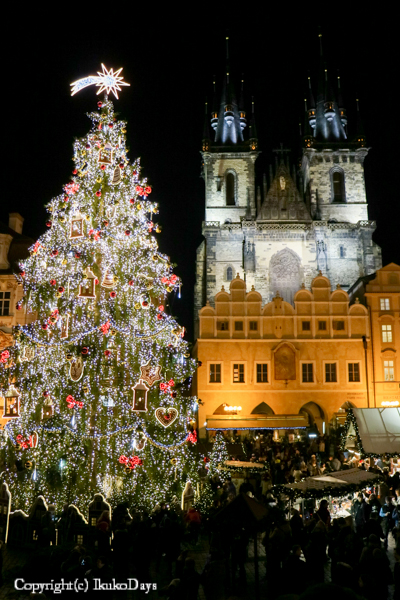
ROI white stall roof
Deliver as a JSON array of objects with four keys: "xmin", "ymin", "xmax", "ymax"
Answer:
[{"xmin": 351, "ymin": 408, "xmax": 400, "ymax": 455}]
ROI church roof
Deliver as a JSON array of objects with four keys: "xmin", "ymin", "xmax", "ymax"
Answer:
[{"xmin": 257, "ymin": 161, "xmax": 311, "ymax": 222}]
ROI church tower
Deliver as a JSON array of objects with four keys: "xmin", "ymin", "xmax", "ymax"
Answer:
[
  {"xmin": 195, "ymin": 35, "xmax": 382, "ymax": 335},
  {"xmin": 301, "ymin": 33, "xmax": 381, "ymax": 281},
  {"xmin": 201, "ymin": 37, "xmax": 259, "ymax": 224}
]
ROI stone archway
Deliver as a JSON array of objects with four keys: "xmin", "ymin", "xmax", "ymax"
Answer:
[
  {"xmin": 269, "ymin": 248, "xmax": 301, "ymax": 305},
  {"xmin": 299, "ymin": 401, "xmax": 325, "ymax": 434}
]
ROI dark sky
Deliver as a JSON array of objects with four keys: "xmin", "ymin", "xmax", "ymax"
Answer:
[{"xmin": 4, "ymin": 12, "xmax": 398, "ymax": 341}]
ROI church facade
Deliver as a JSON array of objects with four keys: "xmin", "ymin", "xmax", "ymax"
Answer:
[{"xmin": 194, "ymin": 47, "xmax": 382, "ymax": 336}]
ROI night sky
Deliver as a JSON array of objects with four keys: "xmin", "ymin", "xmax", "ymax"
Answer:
[{"xmin": 5, "ymin": 13, "xmax": 398, "ymax": 342}]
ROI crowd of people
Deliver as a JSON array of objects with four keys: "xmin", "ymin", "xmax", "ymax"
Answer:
[{"xmin": 2, "ymin": 431, "xmax": 400, "ymax": 599}]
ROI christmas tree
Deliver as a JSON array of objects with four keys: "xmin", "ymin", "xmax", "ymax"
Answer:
[
  {"xmin": 208, "ymin": 431, "xmax": 230, "ymax": 482},
  {"xmin": 0, "ymin": 67, "xmax": 199, "ymax": 512}
]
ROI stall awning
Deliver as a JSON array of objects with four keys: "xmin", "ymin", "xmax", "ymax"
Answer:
[
  {"xmin": 344, "ymin": 408, "xmax": 400, "ymax": 456},
  {"xmin": 278, "ymin": 468, "xmax": 380, "ymax": 498},
  {"xmin": 206, "ymin": 413, "xmax": 308, "ymax": 430}
]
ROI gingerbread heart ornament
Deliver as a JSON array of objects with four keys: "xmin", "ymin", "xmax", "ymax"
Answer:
[{"xmin": 155, "ymin": 407, "xmax": 178, "ymax": 428}]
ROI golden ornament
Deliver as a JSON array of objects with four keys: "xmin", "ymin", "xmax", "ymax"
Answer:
[
  {"xmin": 56, "ymin": 292, "xmax": 62, "ymax": 298},
  {"xmin": 82, "ymin": 386, "xmax": 89, "ymax": 394},
  {"xmin": 137, "ymin": 204, "xmax": 142, "ymax": 210},
  {"xmin": 170, "ymin": 458, "xmax": 177, "ymax": 465},
  {"xmin": 59, "ymin": 216, "xmax": 66, "ymax": 223},
  {"xmin": 62, "ymin": 259, "xmax": 68, "ymax": 265},
  {"xmin": 96, "ymin": 178, "xmax": 102, "ymax": 184},
  {"xmin": 81, "ymin": 150, "xmax": 86, "ymax": 156},
  {"xmin": 111, "ymin": 329, "xmax": 117, "ymax": 336},
  {"xmin": 166, "ymin": 286, "xmax": 173, "ymax": 292},
  {"xmin": 134, "ymin": 302, "xmax": 141, "ymax": 309},
  {"xmin": 66, "ymin": 353, "xmax": 73, "ymax": 361},
  {"xmin": 152, "ymin": 256, "xmax": 158, "ymax": 261},
  {"xmin": 50, "ymin": 316, "xmax": 57, "ymax": 324},
  {"xmin": 156, "ymin": 227, "xmax": 161, "ymax": 233},
  {"xmin": 24, "ymin": 461, "xmax": 33, "ymax": 470}
]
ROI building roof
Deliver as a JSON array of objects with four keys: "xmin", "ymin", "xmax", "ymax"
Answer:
[{"xmin": 0, "ymin": 221, "xmax": 33, "ymax": 274}]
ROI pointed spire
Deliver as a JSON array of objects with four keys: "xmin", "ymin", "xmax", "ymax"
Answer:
[
  {"xmin": 211, "ymin": 77, "xmax": 218, "ymax": 133},
  {"xmin": 249, "ymin": 97, "xmax": 258, "ymax": 151},
  {"xmin": 337, "ymin": 72, "xmax": 347, "ymax": 132},
  {"xmin": 355, "ymin": 99, "xmax": 366, "ymax": 147},
  {"xmin": 202, "ymin": 99, "xmax": 211, "ymax": 152},
  {"xmin": 239, "ymin": 74, "xmax": 247, "ymax": 131},
  {"xmin": 310, "ymin": 28, "xmax": 347, "ymax": 142}
]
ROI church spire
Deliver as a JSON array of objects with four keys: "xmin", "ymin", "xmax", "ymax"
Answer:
[
  {"xmin": 355, "ymin": 99, "xmax": 367, "ymax": 147},
  {"xmin": 304, "ymin": 30, "xmax": 348, "ymax": 145},
  {"xmin": 210, "ymin": 36, "xmax": 252, "ymax": 148}
]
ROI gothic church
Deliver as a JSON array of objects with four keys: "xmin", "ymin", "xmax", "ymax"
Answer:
[{"xmin": 194, "ymin": 40, "xmax": 382, "ymax": 333}]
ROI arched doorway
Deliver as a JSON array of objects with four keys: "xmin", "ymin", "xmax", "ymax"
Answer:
[{"xmin": 299, "ymin": 401, "xmax": 325, "ymax": 434}]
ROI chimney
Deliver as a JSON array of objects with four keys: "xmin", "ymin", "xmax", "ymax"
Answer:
[{"xmin": 8, "ymin": 213, "xmax": 24, "ymax": 234}]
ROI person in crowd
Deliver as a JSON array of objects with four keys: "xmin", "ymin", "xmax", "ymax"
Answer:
[
  {"xmin": 315, "ymin": 499, "xmax": 331, "ymax": 528},
  {"xmin": 224, "ymin": 476, "xmax": 237, "ymax": 498},
  {"xmin": 352, "ymin": 493, "xmax": 371, "ymax": 536},
  {"xmin": 363, "ymin": 511, "xmax": 384, "ymax": 542},
  {"xmin": 330, "ymin": 455, "xmax": 341, "ymax": 471},
  {"xmin": 368, "ymin": 492, "xmax": 381, "ymax": 515},
  {"xmin": 282, "ymin": 544, "xmax": 308, "ymax": 595},
  {"xmin": 380, "ymin": 496, "xmax": 396, "ymax": 550}
]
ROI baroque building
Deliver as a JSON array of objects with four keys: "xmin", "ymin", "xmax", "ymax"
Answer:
[
  {"xmin": 194, "ymin": 266, "xmax": 400, "ymax": 439},
  {"xmin": 194, "ymin": 42, "xmax": 382, "ymax": 336},
  {"xmin": 194, "ymin": 273, "xmax": 371, "ymax": 439},
  {"xmin": 0, "ymin": 214, "xmax": 35, "ymax": 427}
]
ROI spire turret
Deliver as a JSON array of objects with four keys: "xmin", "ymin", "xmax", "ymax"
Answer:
[
  {"xmin": 303, "ymin": 31, "xmax": 348, "ymax": 145},
  {"xmin": 202, "ymin": 99, "xmax": 211, "ymax": 152},
  {"xmin": 355, "ymin": 99, "xmax": 367, "ymax": 147}
]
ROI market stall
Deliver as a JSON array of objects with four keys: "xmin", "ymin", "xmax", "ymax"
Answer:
[
  {"xmin": 342, "ymin": 408, "xmax": 400, "ymax": 460},
  {"xmin": 223, "ymin": 460, "xmax": 266, "ymax": 491},
  {"xmin": 273, "ymin": 467, "xmax": 380, "ymax": 521}
]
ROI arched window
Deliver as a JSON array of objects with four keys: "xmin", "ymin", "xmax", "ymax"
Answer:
[
  {"xmin": 226, "ymin": 266, "xmax": 233, "ymax": 281},
  {"xmin": 225, "ymin": 172, "xmax": 236, "ymax": 206},
  {"xmin": 331, "ymin": 168, "xmax": 345, "ymax": 203}
]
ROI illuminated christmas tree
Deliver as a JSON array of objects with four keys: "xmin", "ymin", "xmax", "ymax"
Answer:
[
  {"xmin": 0, "ymin": 67, "xmax": 199, "ymax": 512},
  {"xmin": 208, "ymin": 431, "xmax": 230, "ymax": 482}
]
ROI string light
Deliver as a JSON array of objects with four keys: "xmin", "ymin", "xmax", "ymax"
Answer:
[{"xmin": 0, "ymin": 96, "xmax": 199, "ymax": 513}]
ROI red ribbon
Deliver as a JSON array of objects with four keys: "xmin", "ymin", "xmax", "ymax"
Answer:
[
  {"xmin": 66, "ymin": 395, "xmax": 83, "ymax": 409},
  {"xmin": 0, "ymin": 350, "xmax": 10, "ymax": 363},
  {"xmin": 159, "ymin": 379, "xmax": 175, "ymax": 392},
  {"xmin": 119, "ymin": 455, "xmax": 143, "ymax": 469},
  {"xmin": 187, "ymin": 431, "xmax": 197, "ymax": 444}
]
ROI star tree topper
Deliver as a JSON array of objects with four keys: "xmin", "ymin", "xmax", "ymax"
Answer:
[{"xmin": 70, "ymin": 64, "xmax": 130, "ymax": 99}]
